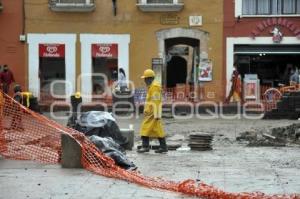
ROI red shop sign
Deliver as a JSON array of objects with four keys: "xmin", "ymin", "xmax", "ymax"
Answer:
[
  {"xmin": 92, "ymin": 44, "xmax": 118, "ymax": 58},
  {"xmin": 39, "ymin": 44, "xmax": 65, "ymax": 58},
  {"xmin": 250, "ymin": 18, "xmax": 300, "ymax": 39}
]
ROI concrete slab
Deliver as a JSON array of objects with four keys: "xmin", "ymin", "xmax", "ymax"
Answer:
[{"xmin": 0, "ymin": 159, "xmax": 194, "ymax": 199}]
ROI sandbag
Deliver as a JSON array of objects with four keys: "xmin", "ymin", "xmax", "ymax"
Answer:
[{"xmin": 89, "ymin": 135, "xmax": 136, "ymax": 170}]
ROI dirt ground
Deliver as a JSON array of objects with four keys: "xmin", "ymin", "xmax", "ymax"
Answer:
[
  {"xmin": 1, "ymin": 113, "xmax": 300, "ymax": 198},
  {"xmin": 119, "ymin": 115, "xmax": 300, "ymax": 194}
]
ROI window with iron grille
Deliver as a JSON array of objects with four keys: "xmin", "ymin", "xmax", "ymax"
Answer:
[
  {"xmin": 53, "ymin": 0, "xmax": 94, "ymax": 3},
  {"xmin": 242, "ymin": 0, "xmax": 300, "ymax": 15},
  {"xmin": 147, "ymin": 0, "xmax": 173, "ymax": 3},
  {"xmin": 61, "ymin": 0, "xmax": 86, "ymax": 3}
]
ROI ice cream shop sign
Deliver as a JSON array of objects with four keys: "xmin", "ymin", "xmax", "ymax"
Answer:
[
  {"xmin": 251, "ymin": 18, "xmax": 300, "ymax": 41},
  {"xmin": 92, "ymin": 44, "xmax": 118, "ymax": 58},
  {"xmin": 39, "ymin": 44, "xmax": 65, "ymax": 58}
]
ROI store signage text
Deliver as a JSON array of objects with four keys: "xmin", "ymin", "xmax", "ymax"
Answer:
[
  {"xmin": 251, "ymin": 18, "xmax": 300, "ymax": 39},
  {"xmin": 39, "ymin": 44, "xmax": 65, "ymax": 58},
  {"xmin": 92, "ymin": 44, "xmax": 118, "ymax": 58}
]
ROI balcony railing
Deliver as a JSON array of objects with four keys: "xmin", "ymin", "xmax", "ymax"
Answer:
[
  {"xmin": 136, "ymin": 0, "xmax": 184, "ymax": 12},
  {"xmin": 48, "ymin": 0, "xmax": 95, "ymax": 12}
]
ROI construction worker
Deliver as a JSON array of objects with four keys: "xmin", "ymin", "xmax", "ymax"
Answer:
[
  {"xmin": 137, "ymin": 69, "xmax": 168, "ymax": 153},
  {"xmin": 67, "ymin": 91, "xmax": 82, "ymax": 128},
  {"xmin": 9, "ymin": 84, "xmax": 23, "ymax": 131},
  {"xmin": 0, "ymin": 65, "xmax": 15, "ymax": 94}
]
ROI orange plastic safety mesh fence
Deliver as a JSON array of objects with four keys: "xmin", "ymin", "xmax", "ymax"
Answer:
[{"xmin": 0, "ymin": 92, "xmax": 299, "ymax": 199}]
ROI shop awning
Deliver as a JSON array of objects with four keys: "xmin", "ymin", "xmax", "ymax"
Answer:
[{"xmin": 234, "ymin": 45, "xmax": 300, "ymax": 54}]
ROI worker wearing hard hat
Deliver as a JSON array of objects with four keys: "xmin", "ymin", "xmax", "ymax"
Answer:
[
  {"xmin": 138, "ymin": 69, "xmax": 168, "ymax": 153},
  {"xmin": 68, "ymin": 92, "xmax": 82, "ymax": 128}
]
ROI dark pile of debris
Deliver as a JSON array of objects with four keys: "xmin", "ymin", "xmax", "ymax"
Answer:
[
  {"xmin": 72, "ymin": 111, "xmax": 136, "ymax": 170},
  {"xmin": 237, "ymin": 123, "xmax": 300, "ymax": 147},
  {"xmin": 188, "ymin": 132, "xmax": 213, "ymax": 151}
]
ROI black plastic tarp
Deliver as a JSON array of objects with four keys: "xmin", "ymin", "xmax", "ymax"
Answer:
[
  {"xmin": 74, "ymin": 111, "xmax": 128, "ymax": 147},
  {"xmin": 89, "ymin": 135, "xmax": 136, "ymax": 170}
]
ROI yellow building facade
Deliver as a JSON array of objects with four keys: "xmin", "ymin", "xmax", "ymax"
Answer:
[{"xmin": 25, "ymin": 0, "xmax": 224, "ymax": 102}]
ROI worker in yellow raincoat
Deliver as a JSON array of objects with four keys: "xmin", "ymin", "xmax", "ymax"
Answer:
[{"xmin": 137, "ymin": 69, "xmax": 168, "ymax": 153}]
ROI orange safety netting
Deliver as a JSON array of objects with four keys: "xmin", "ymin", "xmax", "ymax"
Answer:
[{"xmin": 0, "ymin": 92, "xmax": 299, "ymax": 199}]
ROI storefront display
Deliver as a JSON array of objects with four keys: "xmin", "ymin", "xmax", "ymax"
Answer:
[{"xmin": 243, "ymin": 74, "xmax": 260, "ymax": 102}]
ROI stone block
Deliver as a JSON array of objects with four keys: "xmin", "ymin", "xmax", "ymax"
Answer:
[
  {"xmin": 120, "ymin": 129, "xmax": 134, "ymax": 150},
  {"xmin": 61, "ymin": 133, "xmax": 83, "ymax": 168}
]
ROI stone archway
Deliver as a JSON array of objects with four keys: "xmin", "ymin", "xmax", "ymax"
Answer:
[{"xmin": 156, "ymin": 28, "xmax": 209, "ymax": 86}]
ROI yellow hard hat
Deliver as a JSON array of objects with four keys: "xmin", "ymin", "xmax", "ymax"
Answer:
[
  {"xmin": 74, "ymin": 91, "xmax": 81, "ymax": 99},
  {"xmin": 141, "ymin": 69, "xmax": 155, "ymax": 79}
]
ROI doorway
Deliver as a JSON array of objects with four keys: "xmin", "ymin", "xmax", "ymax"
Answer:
[
  {"xmin": 237, "ymin": 54, "xmax": 300, "ymax": 86},
  {"xmin": 39, "ymin": 57, "xmax": 66, "ymax": 99},
  {"xmin": 235, "ymin": 44, "xmax": 300, "ymax": 88},
  {"xmin": 92, "ymin": 57, "xmax": 118, "ymax": 95},
  {"xmin": 91, "ymin": 43, "xmax": 118, "ymax": 98},
  {"xmin": 164, "ymin": 37, "xmax": 200, "ymax": 88},
  {"xmin": 39, "ymin": 44, "xmax": 66, "ymax": 100},
  {"xmin": 166, "ymin": 56, "xmax": 187, "ymax": 87}
]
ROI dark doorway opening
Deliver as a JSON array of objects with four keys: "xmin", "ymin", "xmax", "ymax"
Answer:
[
  {"xmin": 39, "ymin": 57, "xmax": 66, "ymax": 98},
  {"xmin": 92, "ymin": 57, "xmax": 118, "ymax": 95},
  {"xmin": 166, "ymin": 56, "xmax": 187, "ymax": 88},
  {"xmin": 164, "ymin": 37, "xmax": 200, "ymax": 88}
]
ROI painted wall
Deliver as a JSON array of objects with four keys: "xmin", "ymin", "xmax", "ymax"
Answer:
[
  {"xmin": 223, "ymin": 0, "xmax": 300, "ymax": 95},
  {"xmin": 0, "ymin": 0, "xmax": 25, "ymax": 93},
  {"xmin": 25, "ymin": 0, "xmax": 224, "ymax": 100},
  {"xmin": 224, "ymin": 0, "xmax": 300, "ymax": 37}
]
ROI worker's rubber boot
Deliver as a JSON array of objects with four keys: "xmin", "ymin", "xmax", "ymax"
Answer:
[
  {"xmin": 137, "ymin": 136, "xmax": 150, "ymax": 153},
  {"xmin": 155, "ymin": 138, "xmax": 168, "ymax": 153}
]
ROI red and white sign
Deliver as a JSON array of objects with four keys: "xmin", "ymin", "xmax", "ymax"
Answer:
[
  {"xmin": 39, "ymin": 44, "xmax": 65, "ymax": 58},
  {"xmin": 92, "ymin": 44, "xmax": 118, "ymax": 58},
  {"xmin": 250, "ymin": 18, "xmax": 300, "ymax": 39}
]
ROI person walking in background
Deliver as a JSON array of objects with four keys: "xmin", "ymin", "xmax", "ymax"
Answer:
[
  {"xmin": 225, "ymin": 63, "xmax": 242, "ymax": 103},
  {"xmin": 137, "ymin": 69, "xmax": 168, "ymax": 153},
  {"xmin": 117, "ymin": 68, "xmax": 128, "ymax": 92},
  {"xmin": 289, "ymin": 67, "xmax": 299, "ymax": 86},
  {"xmin": 0, "ymin": 65, "xmax": 15, "ymax": 94}
]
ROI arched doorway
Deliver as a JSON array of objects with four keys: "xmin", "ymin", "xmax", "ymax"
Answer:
[
  {"xmin": 156, "ymin": 28, "xmax": 209, "ymax": 87},
  {"xmin": 165, "ymin": 37, "xmax": 200, "ymax": 88},
  {"xmin": 167, "ymin": 56, "xmax": 187, "ymax": 88}
]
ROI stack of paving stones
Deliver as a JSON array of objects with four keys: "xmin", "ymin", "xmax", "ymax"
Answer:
[
  {"xmin": 264, "ymin": 91, "xmax": 300, "ymax": 120},
  {"xmin": 188, "ymin": 132, "xmax": 213, "ymax": 151},
  {"xmin": 137, "ymin": 143, "xmax": 182, "ymax": 151}
]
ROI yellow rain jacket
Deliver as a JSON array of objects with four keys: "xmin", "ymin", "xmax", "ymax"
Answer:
[{"xmin": 140, "ymin": 81, "xmax": 165, "ymax": 138}]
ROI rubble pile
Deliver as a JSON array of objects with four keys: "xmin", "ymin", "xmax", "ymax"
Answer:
[
  {"xmin": 237, "ymin": 123, "xmax": 300, "ymax": 147},
  {"xmin": 188, "ymin": 132, "xmax": 214, "ymax": 151}
]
